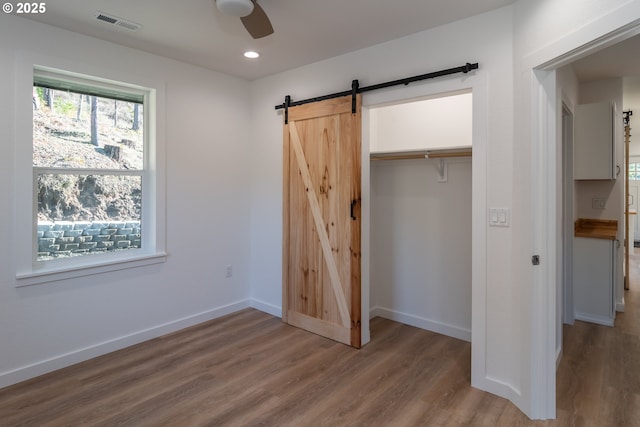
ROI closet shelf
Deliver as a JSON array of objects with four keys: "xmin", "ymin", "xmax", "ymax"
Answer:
[{"xmin": 370, "ymin": 146, "xmax": 472, "ymax": 161}]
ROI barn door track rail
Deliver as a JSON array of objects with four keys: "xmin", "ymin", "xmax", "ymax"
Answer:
[{"xmin": 275, "ymin": 62, "xmax": 479, "ymax": 124}]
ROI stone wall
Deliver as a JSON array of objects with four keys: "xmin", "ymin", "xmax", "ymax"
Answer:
[{"xmin": 37, "ymin": 220, "xmax": 141, "ymax": 259}]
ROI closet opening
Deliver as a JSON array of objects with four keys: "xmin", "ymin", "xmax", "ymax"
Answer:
[{"xmin": 368, "ymin": 90, "xmax": 473, "ymax": 345}]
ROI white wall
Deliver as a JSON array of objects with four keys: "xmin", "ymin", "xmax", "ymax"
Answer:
[
  {"xmin": 0, "ymin": 14, "xmax": 252, "ymax": 387},
  {"xmin": 248, "ymin": 3, "xmax": 515, "ymax": 405},
  {"xmin": 369, "ymin": 92, "xmax": 472, "ymax": 152},
  {"xmin": 370, "ymin": 158, "xmax": 472, "ymax": 341}
]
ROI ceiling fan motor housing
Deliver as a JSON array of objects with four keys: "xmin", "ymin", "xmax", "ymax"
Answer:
[{"xmin": 216, "ymin": 0, "xmax": 254, "ymax": 17}]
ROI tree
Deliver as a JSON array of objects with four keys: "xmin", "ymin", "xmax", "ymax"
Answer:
[
  {"xmin": 90, "ymin": 96, "xmax": 99, "ymax": 146},
  {"xmin": 113, "ymin": 100, "xmax": 118, "ymax": 128},
  {"xmin": 44, "ymin": 88, "xmax": 55, "ymax": 112},
  {"xmin": 132, "ymin": 103, "xmax": 140, "ymax": 131},
  {"xmin": 76, "ymin": 94, "xmax": 83, "ymax": 121},
  {"xmin": 32, "ymin": 88, "xmax": 40, "ymax": 110}
]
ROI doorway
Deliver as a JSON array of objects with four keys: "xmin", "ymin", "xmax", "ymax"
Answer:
[
  {"xmin": 369, "ymin": 91, "xmax": 473, "ymax": 343},
  {"xmin": 531, "ymin": 22, "xmax": 640, "ymax": 420}
]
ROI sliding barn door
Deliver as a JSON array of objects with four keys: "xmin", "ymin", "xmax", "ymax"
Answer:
[{"xmin": 282, "ymin": 95, "xmax": 362, "ymax": 348}]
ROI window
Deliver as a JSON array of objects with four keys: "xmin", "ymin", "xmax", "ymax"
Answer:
[
  {"xmin": 15, "ymin": 66, "xmax": 166, "ymax": 286},
  {"xmin": 630, "ymin": 163, "xmax": 640, "ymax": 180},
  {"xmin": 34, "ymin": 78, "xmax": 144, "ymax": 261}
]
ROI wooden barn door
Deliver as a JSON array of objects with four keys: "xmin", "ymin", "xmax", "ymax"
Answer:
[{"xmin": 282, "ymin": 95, "xmax": 362, "ymax": 348}]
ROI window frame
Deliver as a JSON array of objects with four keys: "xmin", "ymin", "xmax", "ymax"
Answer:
[{"xmin": 14, "ymin": 62, "xmax": 166, "ymax": 287}]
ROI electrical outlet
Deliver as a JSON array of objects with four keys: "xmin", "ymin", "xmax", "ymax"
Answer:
[{"xmin": 225, "ymin": 265, "xmax": 233, "ymax": 278}]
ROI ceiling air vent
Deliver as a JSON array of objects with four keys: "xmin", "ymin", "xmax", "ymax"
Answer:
[{"xmin": 95, "ymin": 12, "xmax": 143, "ymax": 32}]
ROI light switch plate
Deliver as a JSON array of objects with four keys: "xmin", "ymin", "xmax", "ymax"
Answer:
[
  {"xmin": 592, "ymin": 198, "xmax": 606, "ymax": 209},
  {"xmin": 489, "ymin": 208, "xmax": 510, "ymax": 227}
]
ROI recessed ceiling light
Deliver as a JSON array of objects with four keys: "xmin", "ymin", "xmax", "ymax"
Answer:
[{"xmin": 244, "ymin": 51, "xmax": 260, "ymax": 59}]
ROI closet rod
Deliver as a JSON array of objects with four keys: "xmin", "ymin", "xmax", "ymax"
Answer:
[
  {"xmin": 370, "ymin": 149, "xmax": 472, "ymax": 161},
  {"xmin": 275, "ymin": 62, "xmax": 479, "ymax": 122}
]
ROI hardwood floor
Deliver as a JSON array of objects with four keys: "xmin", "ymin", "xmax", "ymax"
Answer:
[
  {"xmin": 2, "ymin": 264, "xmax": 640, "ymax": 426},
  {"xmin": 563, "ymin": 251, "xmax": 640, "ymax": 426},
  {"xmin": 552, "ymin": 252, "xmax": 640, "ymax": 427}
]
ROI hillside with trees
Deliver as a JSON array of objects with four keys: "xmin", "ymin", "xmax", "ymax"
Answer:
[{"xmin": 33, "ymin": 87, "xmax": 144, "ymax": 222}]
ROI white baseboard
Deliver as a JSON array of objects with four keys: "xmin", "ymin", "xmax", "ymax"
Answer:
[
  {"xmin": 556, "ymin": 346, "xmax": 563, "ymax": 370},
  {"xmin": 574, "ymin": 311, "xmax": 614, "ymax": 327},
  {"xmin": 616, "ymin": 298, "xmax": 625, "ymax": 313},
  {"xmin": 475, "ymin": 374, "xmax": 522, "ymax": 403},
  {"xmin": 249, "ymin": 298, "xmax": 282, "ymax": 318},
  {"xmin": 0, "ymin": 299, "xmax": 250, "ymax": 389},
  {"xmin": 370, "ymin": 306, "xmax": 471, "ymax": 342}
]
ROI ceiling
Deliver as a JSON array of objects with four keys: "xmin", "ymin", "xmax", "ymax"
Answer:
[
  {"xmin": 17, "ymin": 0, "xmax": 640, "ymax": 88},
  {"xmin": 569, "ymin": 33, "xmax": 640, "ymax": 116},
  {"xmin": 571, "ymin": 34, "xmax": 640, "ymax": 83},
  {"xmin": 19, "ymin": 0, "xmax": 515, "ymax": 80}
]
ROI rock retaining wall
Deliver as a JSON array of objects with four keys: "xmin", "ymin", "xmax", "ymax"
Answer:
[{"xmin": 37, "ymin": 220, "xmax": 141, "ymax": 259}]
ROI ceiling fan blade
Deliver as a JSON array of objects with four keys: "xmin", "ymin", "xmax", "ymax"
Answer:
[{"xmin": 240, "ymin": 1, "xmax": 274, "ymax": 39}]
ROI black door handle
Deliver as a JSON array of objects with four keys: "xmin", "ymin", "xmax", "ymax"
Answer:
[{"xmin": 350, "ymin": 200, "xmax": 356, "ymax": 220}]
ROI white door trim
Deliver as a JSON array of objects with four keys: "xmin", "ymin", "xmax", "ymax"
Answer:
[
  {"xmin": 562, "ymin": 104, "xmax": 575, "ymax": 326},
  {"xmin": 531, "ymin": 68, "xmax": 558, "ymax": 419}
]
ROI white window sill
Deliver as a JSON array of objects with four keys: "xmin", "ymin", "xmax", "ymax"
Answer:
[{"xmin": 15, "ymin": 252, "xmax": 167, "ymax": 287}]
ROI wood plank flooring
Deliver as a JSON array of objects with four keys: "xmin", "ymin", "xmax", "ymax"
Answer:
[{"xmin": 2, "ymin": 259, "xmax": 640, "ymax": 426}]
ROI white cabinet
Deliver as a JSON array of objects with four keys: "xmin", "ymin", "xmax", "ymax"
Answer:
[
  {"xmin": 573, "ymin": 237, "xmax": 616, "ymax": 326},
  {"xmin": 574, "ymin": 102, "xmax": 616, "ymax": 180}
]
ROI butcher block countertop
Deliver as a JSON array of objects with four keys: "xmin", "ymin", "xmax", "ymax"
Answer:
[{"xmin": 574, "ymin": 218, "xmax": 618, "ymax": 240}]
